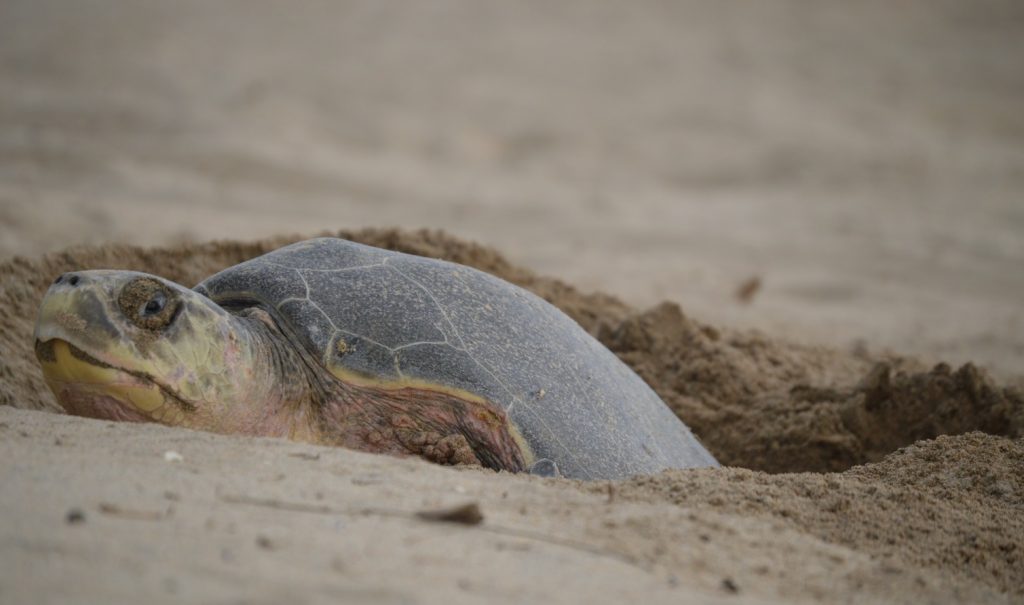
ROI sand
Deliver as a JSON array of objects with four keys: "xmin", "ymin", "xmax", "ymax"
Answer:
[
  {"xmin": 2, "ymin": 1, "xmax": 1024, "ymax": 603},
  {"xmin": 1, "ymin": 231, "xmax": 1022, "ymax": 604}
]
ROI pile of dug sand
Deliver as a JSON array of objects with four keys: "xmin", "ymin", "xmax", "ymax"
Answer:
[{"xmin": 1, "ymin": 229, "xmax": 1022, "ymax": 604}]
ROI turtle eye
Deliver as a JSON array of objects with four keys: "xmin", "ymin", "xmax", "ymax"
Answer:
[
  {"xmin": 140, "ymin": 291, "xmax": 167, "ymax": 317},
  {"xmin": 118, "ymin": 278, "xmax": 180, "ymax": 330}
]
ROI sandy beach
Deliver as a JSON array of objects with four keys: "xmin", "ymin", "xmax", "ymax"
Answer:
[{"xmin": 1, "ymin": 2, "xmax": 1022, "ymax": 603}]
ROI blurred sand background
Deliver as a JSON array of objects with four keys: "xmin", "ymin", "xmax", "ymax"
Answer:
[
  {"xmin": 2, "ymin": 0, "xmax": 1022, "ymax": 376},
  {"xmin": 2, "ymin": 2, "xmax": 1024, "ymax": 604}
]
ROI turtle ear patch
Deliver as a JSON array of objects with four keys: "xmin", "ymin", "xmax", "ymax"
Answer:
[{"xmin": 118, "ymin": 278, "xmax": 181, "ymax": 331}]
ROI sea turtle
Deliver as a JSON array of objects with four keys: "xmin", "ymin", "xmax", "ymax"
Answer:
[{"xmin": 34, "ymin": 237, "xmax": 718, "ymax": 479}]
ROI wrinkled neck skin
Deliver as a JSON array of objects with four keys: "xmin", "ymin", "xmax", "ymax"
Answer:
[
  {"xmin": 221, "ymin": 310, "xmax": 332, "ymax": 443},
  {"xmin": 236, "ymin": 310, "xmax": 528, "ymax": 473}
]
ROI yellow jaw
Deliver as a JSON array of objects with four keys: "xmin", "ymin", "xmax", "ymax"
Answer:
[{"xmin": 40, "ymin": 340, "xmax": 184, "ymax": 423}]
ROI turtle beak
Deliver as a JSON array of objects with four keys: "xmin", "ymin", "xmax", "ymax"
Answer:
[{"xmin": 34, "ymin": 271, "xmax": 122, "ymax": 349}]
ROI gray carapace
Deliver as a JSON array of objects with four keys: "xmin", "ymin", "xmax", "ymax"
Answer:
[{"xmin": 196, "ymin": 238, "xmax": 719, "ymax": 479}]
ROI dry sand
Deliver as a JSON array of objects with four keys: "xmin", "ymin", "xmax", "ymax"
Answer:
[
  {"xmin": 2, "ymin": 1, "xmax": 1024, "ymax": 603},
  {"xmin": 1, "ymin": 231, "xmax": 1022, "ymax": 604}
]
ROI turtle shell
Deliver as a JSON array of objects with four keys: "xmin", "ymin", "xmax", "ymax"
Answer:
[{"xmin": 195, "ymin": 238, "xmax": 717, "ymax": 479}]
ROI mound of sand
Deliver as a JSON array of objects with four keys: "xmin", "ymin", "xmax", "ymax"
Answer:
[{"xmin": 1, "ymin": 230, "xmax": 1022, "ymax": 603}]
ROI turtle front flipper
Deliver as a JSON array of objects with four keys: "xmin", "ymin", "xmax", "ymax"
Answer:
[
  {"xmin": 390, "ymin": 423, "xmax": 481, "ymax": 467},
  {"xmin": 318, "ymin": 377, "xmax": 533, "ymax": 473}
]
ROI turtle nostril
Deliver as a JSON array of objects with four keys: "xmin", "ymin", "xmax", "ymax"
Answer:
[
  {"xmin": 53, "ymin": 275, "xmax": 64, "ymax": 285},
  {"xmin": 65, "ymin": 274, "xmax": 80, "ymax": 287}
]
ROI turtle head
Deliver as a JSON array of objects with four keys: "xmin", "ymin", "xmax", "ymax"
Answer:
[{"xmin": 34, "ymin": 270, "xmax": 283, "ymax": 434}]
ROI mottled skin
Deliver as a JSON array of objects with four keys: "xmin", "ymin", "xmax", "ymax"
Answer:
[{"xmin": 34, "ymin": 238, "xmax": 719, "ymax": 479}]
